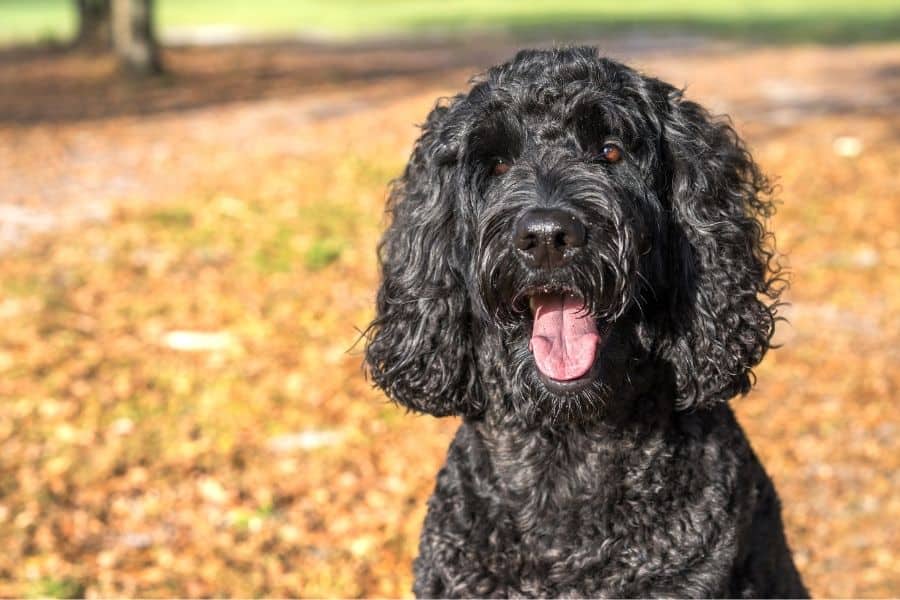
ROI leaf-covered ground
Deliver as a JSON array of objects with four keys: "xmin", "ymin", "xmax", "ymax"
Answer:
[{"xmin": 0, "ymin": 39, "xmax": 898, "ymax": 597}]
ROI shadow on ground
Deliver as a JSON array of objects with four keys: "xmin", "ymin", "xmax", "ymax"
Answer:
[{"xmin": 2, "ymin": 25, "xmax": 900, "ymax": 126}]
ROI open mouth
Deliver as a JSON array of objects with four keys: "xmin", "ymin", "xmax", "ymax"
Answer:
[{"xmin": 521, "ymin": 285, "xmax": 603, "ymax": 387}]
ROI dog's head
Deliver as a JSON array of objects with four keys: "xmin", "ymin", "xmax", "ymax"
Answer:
[{"xmin": 365, "ymin": 47, "xmax": 781, "ymax": 424}]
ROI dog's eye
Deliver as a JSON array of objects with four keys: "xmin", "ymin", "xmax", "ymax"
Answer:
[
  {"xmin": 491, "ymin": 159, "xmax": 511, "ymax": 176},
  {"xmin": 598, "ymin": 142, "xmax": 624, "ymax": 163}
]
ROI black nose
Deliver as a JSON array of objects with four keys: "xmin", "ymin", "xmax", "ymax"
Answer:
[{"xmin": 514, "ymin": 208, "xmax": 586, "ymax": 269}]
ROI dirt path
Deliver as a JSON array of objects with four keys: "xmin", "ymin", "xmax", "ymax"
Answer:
[{"xmin": 2, "ymin": 39, "xmax": 895, "ymax": 248}]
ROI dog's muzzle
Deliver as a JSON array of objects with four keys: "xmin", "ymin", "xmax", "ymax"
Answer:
[{"xmin": 512, "ymin": 209, "xmax": 601, "ymax": 383}]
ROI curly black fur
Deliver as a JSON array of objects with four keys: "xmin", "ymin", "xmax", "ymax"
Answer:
[{"xmin": 365, "ymin": 47, "xmax": 807, "ymax": 598}]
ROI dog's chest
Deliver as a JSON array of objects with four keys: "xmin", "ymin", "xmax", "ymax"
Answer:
[{"xmin": 426, "ymin": 421, "xmax": 746, "ymax": 596}]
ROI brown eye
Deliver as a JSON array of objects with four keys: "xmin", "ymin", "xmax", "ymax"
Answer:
[
  {"xmin": 599, "ymin": 143, "xmax": 623, "ymax": 163},
  {"xmin": 492, "ymin": 159, "xmax": 511, "ymax": 176}
]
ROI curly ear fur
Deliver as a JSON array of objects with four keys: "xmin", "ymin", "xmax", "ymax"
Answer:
[
  {"xmin": 365, "ymin": 103, "xmax": 484, "ymax": 417},
  {"xmin": 659, "ymin": 88, "xmax": 783, "ymax": 409}
]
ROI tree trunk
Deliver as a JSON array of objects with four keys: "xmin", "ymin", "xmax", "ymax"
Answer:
[
  {"xmin": 75, "ymin": 0, "xmax": 112, "ymax": 50},
  {"xmin": 111, "ymin": 0, "xmax": 163, "ymax": 75}
]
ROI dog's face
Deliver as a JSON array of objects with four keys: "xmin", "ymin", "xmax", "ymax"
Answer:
[
  {"xmin": 468, "ymin": 75, "xmax": 665, "ymax": 419},
  {"xmin": 366, "ymin": 47, "xmax": 780, "ymax": 425}
]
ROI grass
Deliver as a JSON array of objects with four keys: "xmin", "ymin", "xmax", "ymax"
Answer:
[
  {"xmin": 1, "ymin": 0, "xmax": 899, "ymax": 45},
  {"xmin": 27, "ymin": 577, "xmax": 85, "ymax": 599},
  {"xmin": 304, "ymin": 238, "xmax": 345, "ymax": 272},
  {"xmin": 0, "ymin": 0, "xmax": 74, "ymax": 45},
  {"xmin": 147, "ymin": 208, "xmax": 194, "ymax": 229}
]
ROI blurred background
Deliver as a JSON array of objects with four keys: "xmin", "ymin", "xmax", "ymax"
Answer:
[{"xmin": 0, "ymin": 0, "xmax": 898, "ymax": 597}]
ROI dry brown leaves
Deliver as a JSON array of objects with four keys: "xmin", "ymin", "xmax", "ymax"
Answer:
[{"xmin": 0, "ymin": 41, "xmax": 897, "ymax": 597}]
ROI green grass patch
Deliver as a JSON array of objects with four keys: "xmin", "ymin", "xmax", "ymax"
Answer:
[
  {"xmin": 253, "ymin": 225, "xmax": 296, "ymax": 274},
  {"xmin": 0, "ymin": 0, "xmax": 74, "ymax": 45},
  {"xmin": 27, "ymin": 577, "xmax": 86, "ymax": 600},
  {"xmin": 0, "ymin": 273, "xmax": 43, "ymax": 297},
  {"xmin": 297, "ymin": 203, "xmax": 361, "ymax": 235},
  {"xmin": 146, "ymin": 207, "xmax": 195, "ymax": 229},
  {"xmin": 304, "ymin": 237, "xmax": 345, "ymax": 271},
  {"xmin": 1, "ymin": 0, "xmax": 899, "ymax": 45},
  {"xmin": 158, "ymin": 0, "xmax": 900, "ymax": 43}
]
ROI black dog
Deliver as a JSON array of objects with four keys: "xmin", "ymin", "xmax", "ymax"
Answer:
[{"xmin": 366, "ymin": 47, "xmax": 808, "ymax": 598}]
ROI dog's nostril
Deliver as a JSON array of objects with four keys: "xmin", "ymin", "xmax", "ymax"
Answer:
[
  {"xmin": 519, "ymin": 232, "xmax": 538, "ymax": 251},
  {"xmin": 514, "ymin": 208, "xmax": 586, "ymax": 268}
]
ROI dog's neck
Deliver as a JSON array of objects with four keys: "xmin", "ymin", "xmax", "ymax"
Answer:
[{"xmin": 469, "ymin": 388, "xmax": 688, "ymax": 517}]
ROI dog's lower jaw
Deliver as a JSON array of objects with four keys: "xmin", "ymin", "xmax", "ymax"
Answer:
[
  {"xmin": 413, "ymin": 403, "xmax": 808, "ymax": 599},
  {"xmin": 479, "ymin": 321, "xmax": 664, "ymax": 429},
  {"xmin": 534, "ymin": 355, "xmax": 602, "ymax": 394}
]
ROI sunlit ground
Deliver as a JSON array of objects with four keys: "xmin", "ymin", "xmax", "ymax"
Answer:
[{"xmin": 0, "ymin": 37, "xmax": 898, "ymax": 597}]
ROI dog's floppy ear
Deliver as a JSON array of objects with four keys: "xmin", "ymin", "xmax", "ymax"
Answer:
[
  {"xmin": 365, "ymin": 101, "xmax": 483, "ymax": 417},
  {"xmin": 657, "ymin": 86, "xmax": 783, "ymax": 409}
]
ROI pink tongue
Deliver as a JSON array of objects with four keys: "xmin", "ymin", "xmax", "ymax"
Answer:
[{"xmin": 529, "ymin": 294, "xmax": 600, "ymax": 381}]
